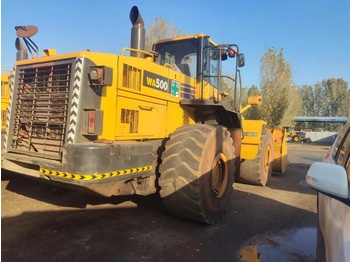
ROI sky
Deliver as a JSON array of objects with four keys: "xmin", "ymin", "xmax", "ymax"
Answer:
[{"xmin": 1, "ymin": 0, "xmax": 349, "ymax": 88}]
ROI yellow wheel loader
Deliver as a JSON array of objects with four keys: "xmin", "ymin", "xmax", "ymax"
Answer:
[
  {"xmin": 238, "ymin": 97, "xmax": 288, "ymax": 186},
  {"xmin": 283, "ymin": 125, "xmax": 306, "ymax": 143},
  {"xmin": 1, "ymin": 6, "xmax": 287, "ymax": 224}
]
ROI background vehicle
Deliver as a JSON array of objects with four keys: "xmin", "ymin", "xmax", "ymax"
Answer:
[
  {"xmin": 1, "ymin": 70, "xmax": 11, "ymax": 148},
  {"xmin": 306, "ymin": 122, "xmax": 350, "ymax": 262},
  {"xmin": 239, "ymin": 99, "xmax": 288, "ymax": 186},
  {"xmin": 283, "ymin": 125, "xmax": 306, "ymax": 143},
  {"xmin": 2, "ymin": 6, "xmax": 286, "ymax": 224},
  {"xmin": 1, "ymin": 70, "xmax": 11, "ymax": 130}
]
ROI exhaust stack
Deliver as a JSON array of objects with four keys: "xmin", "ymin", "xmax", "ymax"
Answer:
[
  {"xmin": 15, "ymin": 37, "xmax": 28, "ymax": 61},
  {"xmin": 129, "ymin": 6, "xmax": 145, "ymax": 57}
]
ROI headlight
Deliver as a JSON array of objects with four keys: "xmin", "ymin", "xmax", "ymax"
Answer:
[{"xmin": 88, "ymin": 66, "xmax": 113, "ymax": 86}]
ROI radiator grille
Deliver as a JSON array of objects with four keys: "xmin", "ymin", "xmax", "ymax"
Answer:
[
  {"xmin": 10, "ymin": 63, "xmax": 72, "ymax": 160},
  {"xmin": 122, "ymin": 64, "xmax": 141, "ymax": 90}
]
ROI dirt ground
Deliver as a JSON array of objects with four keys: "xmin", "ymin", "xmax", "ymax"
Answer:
[{"xmin": 1, "ymin": 143, "xmax": 330, "ymax": 262}]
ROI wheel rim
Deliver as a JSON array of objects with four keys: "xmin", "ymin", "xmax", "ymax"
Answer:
[
  {"xmin": 263, "ymin": 145, "xmax": 272, "ymax": 174},
  {"xmin": 211, "ymin": 152, "xmax": 229, "ymax": 199}
]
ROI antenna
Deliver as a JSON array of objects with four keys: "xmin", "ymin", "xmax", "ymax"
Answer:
[{"xmin": 15, "ymin": 25, "xmax": 39, "ymax": 59}]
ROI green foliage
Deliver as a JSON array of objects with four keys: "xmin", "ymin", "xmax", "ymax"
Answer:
[
  {"xmin": 300, "ymin": 79, "xmax": 349, "ymax": 118},
  {"xmin": 301, "ymin": 85, "xmax": 315, "ymax": 116},
  {"xmin": 248, "ymin": 85, "xmax": 260, "ymax": 96},
  {"xmin": 322, "ymin": 78, "xmax": 349, "ymax": 117},
  {"xmin": 145, "ymin": 18, "xmax": 186, "ymax": 51}
]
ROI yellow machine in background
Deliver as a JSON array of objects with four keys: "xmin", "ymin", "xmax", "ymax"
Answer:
[
  {"xmin": 239, "ymin": 96, "xmax": 288, "ymax": 186},
  {"xmin": 1, "ymin": 70, "xmax": 11, "ymax": 131},
  {"xmin": 2, "ymin": 6, "xmax": 287, "ymax": 224},
  {"xmin": 283, "ymin": 125, "xmax": 306, "ymax": 143}
]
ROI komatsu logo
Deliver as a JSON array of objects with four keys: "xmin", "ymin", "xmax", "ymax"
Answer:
[{"xmin": 143, "ymin": 71, "xmax": 169, "ymax": 93}]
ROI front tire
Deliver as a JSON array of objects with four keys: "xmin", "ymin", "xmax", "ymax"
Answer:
[
  {"xmin": 158, "ymin": 124, "xmax": 235, "ymax": 224},
  {"xmin": 238, "ymin": 131, "xmax": 274, "ymax": 186}
]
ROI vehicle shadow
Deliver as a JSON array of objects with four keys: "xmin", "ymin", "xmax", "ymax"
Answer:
[
  {"xmin": 268, "ymin": 162, "xmax": 317, "ymax": 195},
  {"xmin": 1, "ymin": 169, "xmax": 164, "ymax": 211},
  {"xmin": 266, "ymin": 143, "xmax": 328, "ymax": 195}
]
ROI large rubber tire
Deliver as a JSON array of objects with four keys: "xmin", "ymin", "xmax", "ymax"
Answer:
[
  {"xmin": 238, "ymin": 131, "xmax": 274, "ymax": 186},
  {"xmin": 158, "ymin": 124, "xmax": 235, "ymax": 224}
]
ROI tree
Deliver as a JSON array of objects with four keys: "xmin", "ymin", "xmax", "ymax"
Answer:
[
  {"xmin": 145, "ymin": 18, "xmax": 186, "ymax": 51},
  {"xmin": 259, "ymin": 47, "xmax": 293, "ymax": 127},
  {"xmin": 301, "ymin": 85, "xmax": 315, "ymax": 116},
  {"xmin": 282, "ymin": 85, "xmax": 302, "ymax": 125},
  {"xmin": 295, "ymin": 79, "xmax": 349, "ymax": 131},
  {"xmin": 322, "ymin": 78, "xmax": 349, "ymax": 117},
  {"xmin": 313, "ymin": 82, "xmax": 324, "ymax": 116}
]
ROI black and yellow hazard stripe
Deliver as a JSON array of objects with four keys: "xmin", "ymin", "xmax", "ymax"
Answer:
[{"xmin": 40, "ymin": 165, "xmax": 152, "ymax": 181}]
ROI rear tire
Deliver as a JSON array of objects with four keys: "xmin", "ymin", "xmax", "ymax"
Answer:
[
  {"xmin": 237, "ymin": 131, "xmax": 274, "ymax": 186},
  {"xmin": 158, "ymin": 124, "xmax": 235, "ymax": 224}
]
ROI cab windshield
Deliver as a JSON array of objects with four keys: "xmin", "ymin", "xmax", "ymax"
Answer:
[{"xmin": 153, "ymin": 38, "xmax": 199, "ymax": 78}]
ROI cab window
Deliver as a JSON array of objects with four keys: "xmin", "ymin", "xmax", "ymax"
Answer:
[
  {"xmin": 333, "ymin": 123, "xmax": 350, "ymax": 185},
  {"xmin": 332, "ymin": 123, "xmax": 350, "ymax": 162},
  {"xmin": 203, "ymin": 46, "xmax": 220, "ymax": 89},
  {"xmin": 153, "ymin": 38, "xmax": 198, "ymax": 78}
]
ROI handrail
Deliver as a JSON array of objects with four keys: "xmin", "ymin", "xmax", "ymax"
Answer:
[{"xmin": 121, "ymin": 47, "xmax": 156, "ymax": 59}]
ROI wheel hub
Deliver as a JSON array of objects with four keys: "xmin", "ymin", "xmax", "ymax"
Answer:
[
  {"xmin": 211, "ymin": 152, "xmax": 229, "ymax": 199},
  {"xmin": 264, "ymin": 146, "xmax": 272, "ymax": 173}
]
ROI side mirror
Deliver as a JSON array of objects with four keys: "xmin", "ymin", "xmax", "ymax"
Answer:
[
  {"xmin": 306, "ymin": 162, "xmax": 349, "ymax": 199},
  {"xmin": 238, "ymin": 53, "xmax": 245, "ymax": 68}
]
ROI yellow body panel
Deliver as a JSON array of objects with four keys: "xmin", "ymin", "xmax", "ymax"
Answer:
[
  {"xmin": 266, "ymin": 127, "xmax": 288, "ymax": 173},
  {"xmin": 116, "ymin": 91, "xmax": 167, "ymax": 138},
  {"xmin": 1, "ymin": 72, "xmax": 10, "ymax": 130},
  {"xmin": 109, "ymin": 55, "xmax": 198, "ymax": 140},
  {"xmin": 241, "ymin": 119, "xmax": 267, "ymax": 159}
]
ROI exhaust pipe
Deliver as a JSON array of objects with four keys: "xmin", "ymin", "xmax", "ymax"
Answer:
[
  {"xmin": 15, "ymin": 37, "xmax": 28, "ymax": 61},
  {"xmin": 130, "ymin": 6, "xmax": 145, "ymax": 57}
]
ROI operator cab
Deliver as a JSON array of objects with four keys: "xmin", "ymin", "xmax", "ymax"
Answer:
[{"xmin": 152, "ymin": 33, "xmax": 245, "ymax": 109}]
